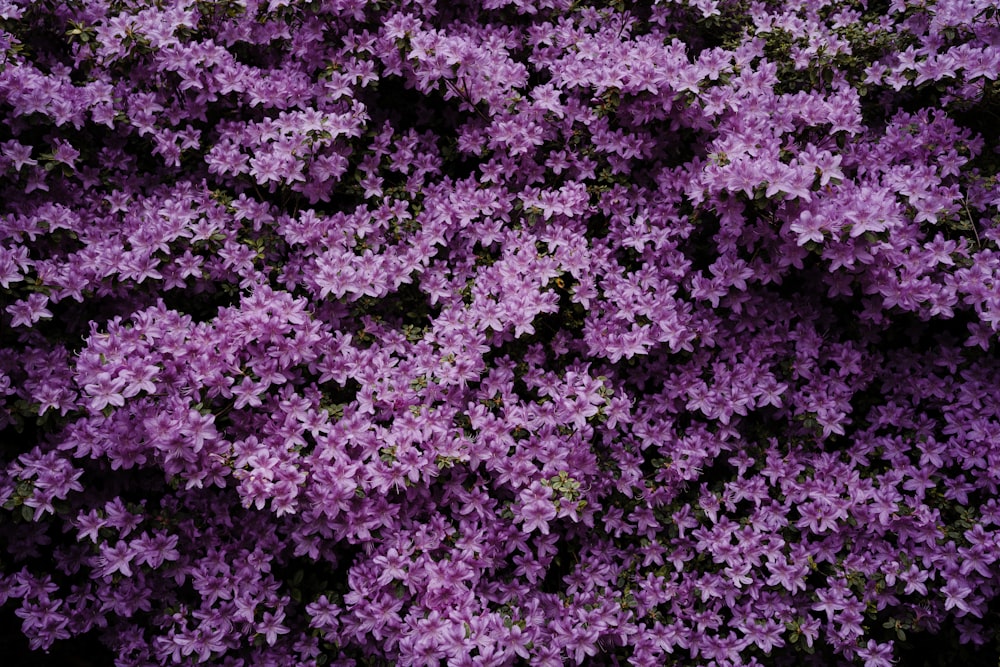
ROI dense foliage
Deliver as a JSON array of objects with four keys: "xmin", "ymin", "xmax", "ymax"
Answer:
[{"xmin": 2, "ymin": 0, "xmax": 1000, "ymax": 665}]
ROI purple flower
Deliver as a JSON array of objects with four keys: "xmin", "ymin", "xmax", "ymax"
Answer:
[
  {"xmin": 857, "ymin": 639, "xmax": 896, "ymax": 667},
  {"xmin": 131, "ymin": 531, "xmax": 180, "ymax": 569},
  {"xmin": 257, "ymin": 610, "xmax": 290, "ymax": 646},
  {"xmin": 75, "ymin": 509, "xmax": 106, "ymax": 543},
  {"xmin": 517, "ymin": 481, "xmax": 557, "ymax": 535},
  {"xmin": 6, "ymin": 293, "xmax": 52, "ymax": 328},
  {"xmin": 97, "ymin": 540, "xmax": 135, "ymax": 578},
  {"xmin": 82, "ymin": 372, "xmax": 127, "ymax": 412},
  {"xmin": 942, "ymin": 578, "xmax": 974, "ymax": 615}
]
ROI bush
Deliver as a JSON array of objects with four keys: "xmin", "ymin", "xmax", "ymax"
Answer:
[{"xmin": 2, "ymin": 0, "xmax": 1000, "ymax": 665}]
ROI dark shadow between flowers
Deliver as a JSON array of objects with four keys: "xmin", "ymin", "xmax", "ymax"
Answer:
[{"xmin": 0, "ymin": 609, "xmax": 114, "ymax": 667}]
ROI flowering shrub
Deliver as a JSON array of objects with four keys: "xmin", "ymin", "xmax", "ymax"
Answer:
[{"xmin": 2, "ymin": 0, "xmax": 1000, "ymax": 665}]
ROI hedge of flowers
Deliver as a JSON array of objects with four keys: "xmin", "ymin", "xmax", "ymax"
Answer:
[{"xmin": 1, "ymin": 0, "xmax": 1000, "ymax": 665}]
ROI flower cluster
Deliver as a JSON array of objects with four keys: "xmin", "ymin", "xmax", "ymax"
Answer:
[{"xmin": 2, "ymin": 0, "xmax": 1000, "ymax": 665}]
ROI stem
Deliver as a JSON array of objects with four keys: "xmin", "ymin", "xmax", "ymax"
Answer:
[{"xmin": 962, "ymin": 195, "xmax": 982, "ymax": 249}]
